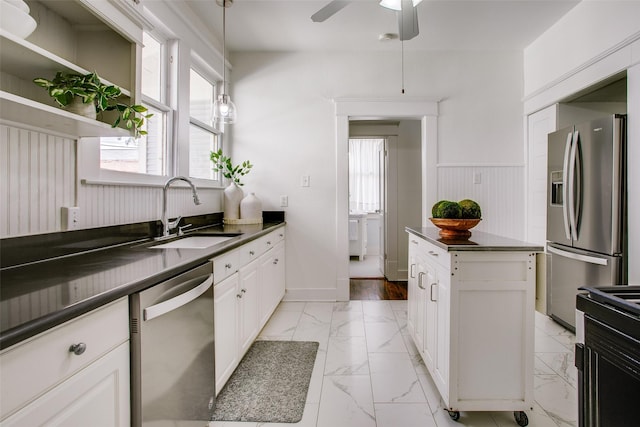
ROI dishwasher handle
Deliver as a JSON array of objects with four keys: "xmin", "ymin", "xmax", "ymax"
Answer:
[{"xmin": 144, "ymin": 274, "xmax": 213, "ymax": 321}]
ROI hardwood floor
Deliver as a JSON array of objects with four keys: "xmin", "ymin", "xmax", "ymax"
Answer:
[{"xmin": 349, "ymin": 278, "xmax": 407, "ymax": 300}]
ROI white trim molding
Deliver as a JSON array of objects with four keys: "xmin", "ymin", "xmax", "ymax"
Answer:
[{"xmin": 333, "ymin": 97, "xmax": 439, "ymax": 301}]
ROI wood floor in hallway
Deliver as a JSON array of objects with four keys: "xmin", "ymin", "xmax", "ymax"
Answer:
[{"xmin": 349, "ymin": 278, "xmax": 407, "ymax": 300}]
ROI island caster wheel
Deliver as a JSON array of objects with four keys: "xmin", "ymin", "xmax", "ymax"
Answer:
[
  {"xmin": 447, "ymin": 410, "xmax": 460, "ymax": 421},
  {"xmin": 514, "ymin": 411, "xmax": 528, "ymax": 426}
]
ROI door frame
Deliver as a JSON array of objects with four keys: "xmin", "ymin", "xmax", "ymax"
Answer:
[{"xmin": 334, "ymin": 98, "xmax": 439, "ymax": 301}]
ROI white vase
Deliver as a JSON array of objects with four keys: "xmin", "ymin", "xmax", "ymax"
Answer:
[
  {"xmin": 223, "ymin": 182, "xmax": 244, "ymax": 220},
  {"xmin": 240, "ymin": 192, "xmax": 262, "ymax": 220},
  {"xmin": 66, "ymin": 97, "xmax": 97, "ymax": 119}
]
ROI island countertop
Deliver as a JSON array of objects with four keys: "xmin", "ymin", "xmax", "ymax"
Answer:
[{"xmin": 406, "ymin": 226, "xmax": 544, "ymax": 252}]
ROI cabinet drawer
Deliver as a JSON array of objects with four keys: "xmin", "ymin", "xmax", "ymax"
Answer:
[
  {"xmin": 0, "ymin": 298, "xmax": 129, "ymax": 420},
  {"xmin": 422, "ymin": 241, "xmax": 450, "ymax": 267},
  {"xmin": 213, "ymin": 249, "xmax": 240, "ymax": 284},
  {"xmin": 238, "ymin": 239, "xmax": 261, "ymax": 266},
  {"xmin": 258, "ymin": 229, "xmax": 285, "ymax": 253}
]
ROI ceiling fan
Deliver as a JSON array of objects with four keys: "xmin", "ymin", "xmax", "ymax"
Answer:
[{"xmin": 311, "ymin": 0, "xmax": 422, "ymax": 41}]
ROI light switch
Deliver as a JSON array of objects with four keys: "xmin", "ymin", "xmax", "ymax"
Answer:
[
  {"xmin": 280, "ymin": 195, "xmax": 288, "ymax": 207},
  {"xmin": 473, "ymin": 172, "xmax": 481, "ymax": 184}
]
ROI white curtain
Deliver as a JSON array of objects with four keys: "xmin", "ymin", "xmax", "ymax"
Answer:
[{"xmin": 349, "ymin": 138, "xmax": 383, "ymax": 213}]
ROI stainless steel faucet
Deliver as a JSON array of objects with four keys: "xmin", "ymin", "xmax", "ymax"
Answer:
[{"xmin": 161, "ymin": 176, "xmax": 201, "ymax": 238}]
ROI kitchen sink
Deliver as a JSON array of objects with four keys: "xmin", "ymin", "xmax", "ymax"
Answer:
[{"xmin": 150, "ymin": 235, "xmax": 237, "ymax": 249}]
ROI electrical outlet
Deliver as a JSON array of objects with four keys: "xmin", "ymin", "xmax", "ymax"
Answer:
[
  {"xmin": 301, "ymin": 175, "xmax": 310, "ymax": 187},
  {"xmin": 280, "ymin": 195, "xmax": 288, "ymax": 207},
  {"xmin": 473, "ymin": 172, "xmax": 482, "ymax": 184},
  {"xmin": 61, "ymin": 207, "xmax": 80, "ymax": 230}
]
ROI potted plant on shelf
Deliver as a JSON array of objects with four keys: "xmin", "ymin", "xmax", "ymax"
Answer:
[
  {"xmin": 210, "ymin": 149, "xmax": 253, "ymax": 220},
  {"xmin": 33, "ymin": 71, "xmax": 152, "ymax": 138}
]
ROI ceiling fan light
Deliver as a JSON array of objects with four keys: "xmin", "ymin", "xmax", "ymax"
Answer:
[
  {"xmin": 213, "ymin": 94, "xmax": 237, "ymax": 124},
  {"xmin": 380, "ymin": 0, "xmax": 422, "ymax": 10},
  {"xmin": 379, "ymin": 0, "xmax": 401, "ymax": 11}
]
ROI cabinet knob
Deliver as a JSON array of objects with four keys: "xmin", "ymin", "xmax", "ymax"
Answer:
[
  {"xmin": 236, "ymin": 293, "xmax": 243, "ymax": 299},
  {"xmin": 428, "ymin": 251, "xmax": 438, "ymax": 257},
  {"xmin": 273, "ymin": 258, "xmax": 279, "ymax": 265},
  {"xmin": 241, "ymin": 288, "xmax": 247, "ymax": 293},
  {"xmin": 249, "ymin": 251, "xmax": 255, "ymax": 256},
  {"xmin": 225, "ymin": 263, "xmax": 232, "ymax": 269},
  {"xmin": 266, "ymin": 241, "xmax": 272, "ymax": 245},
  {"xmin": 69, "ymin": 343, "xmax": 87, "ymax": 356},
  {"xmin": 430, "ymin": 283, "xmax": 437, "ymax": 302}
]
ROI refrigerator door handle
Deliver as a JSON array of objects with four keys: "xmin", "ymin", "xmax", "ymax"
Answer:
[
  {"xmin": 571, "ymin": 130, "xmax": 582, "ymax": 240},
  {"xmin": 548, "ymin": 245, "xmax": 608, "ymax": 266},
  {"xmin": 611, "ymin": 118, "xmax": 622, "ymax": 252},
  {"xmin": 562, "ymin": 132, "xmax": 573, "ymax": 240}
]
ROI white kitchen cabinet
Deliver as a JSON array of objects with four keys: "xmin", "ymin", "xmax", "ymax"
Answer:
[
  {"xmin": 213, "ymin": 271, "xmax": 240, "ymax": 393},
  {"xmin": 213, "ymin": 227, "xmax": 286, "ymax": 393},
  {"xmin": 238, "ymin": 258, "xmax": 260, "ymax": 356},
  {"xmin": 0, "ymin": 298, "xmax": 130, "ymax": 425},
  {"xmin": 258, "ymin": 241, "xmax": 285, "ymax": 327},
  {"xmin": 2, "ymin": 342, "xmax": 130, "ymax": 427},
  {"xmin": 407, "ymin": 230, "xmax": 536, "ymax": 423}
]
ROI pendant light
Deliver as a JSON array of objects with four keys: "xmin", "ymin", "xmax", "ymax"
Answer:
[{"xmin": 213, "ymin": 0, "xmax": 237, "ymax": 125}]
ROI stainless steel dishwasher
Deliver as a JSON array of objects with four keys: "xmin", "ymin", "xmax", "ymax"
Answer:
[{"xmin": 130, "ymin": 262, "xmax": 215, "ymax": 426}]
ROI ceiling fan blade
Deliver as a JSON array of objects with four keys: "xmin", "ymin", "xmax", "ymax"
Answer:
[
  {"xmin": 311, "ymin": 0, "xmax": 350, "ymax": 22},
  {"xmin": 397, "ymin": 0, "xmax": 419, "ymax": 40}
]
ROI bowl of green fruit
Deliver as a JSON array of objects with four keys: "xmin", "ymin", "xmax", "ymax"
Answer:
[{"xmin": 430, "ymin": 199, "xmax": 482, "ymax": 238}]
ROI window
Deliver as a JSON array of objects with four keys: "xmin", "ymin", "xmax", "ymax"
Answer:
[
  {"xmin": 189, "ymin": 68, "xmax": 220, "ymax": 180},
  {"xmin": 99, "ymin": 32, "xmax": 169, "ymax": 176},
  {"xmin": 349, "ymin": 138, "xmax": 384, "ymax": 213}
]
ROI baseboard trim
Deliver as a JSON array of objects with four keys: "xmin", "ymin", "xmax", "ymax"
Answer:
[{"xmin": 283, "ymin": 287, "xmax": 338, "ymax": 302}]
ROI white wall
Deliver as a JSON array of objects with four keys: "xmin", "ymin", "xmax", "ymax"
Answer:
[
  {"xmin": 230, "ymin": 50, "xmax": 525, "ymax": 299},
  {"xmin": 524, "ymin": 0, "xmax": 640, "ymax": 98}
]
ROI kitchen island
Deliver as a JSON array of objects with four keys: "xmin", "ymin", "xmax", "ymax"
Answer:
[{"xmin": 405, "ymin": 226, "xmax": 543, "ymax": 426}]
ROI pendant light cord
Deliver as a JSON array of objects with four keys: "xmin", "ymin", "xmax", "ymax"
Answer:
[
  {"xmin": 401, "ymin": 39, "xmax": 405, "ymax": 94},
  {"xmin": 221, "ymin": 0, "xmax": 226, "ymax": 96}
]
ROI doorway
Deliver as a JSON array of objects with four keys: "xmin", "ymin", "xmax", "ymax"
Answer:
[
  {"xmin": 348, "ymin": 135, "xmax": 387, "ymax": 279},
  {"xmin": 334, "ymin": 98, "xmax": 439, "ymax": 301}
]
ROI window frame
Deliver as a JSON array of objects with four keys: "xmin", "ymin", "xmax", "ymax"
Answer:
[
  {"xmin": 188, "ymin": 65, "xmax": 223, "ymax": 183},
  {"xmin": 78, "ymin": 31, "xmax": 225, "ymax": 189}
]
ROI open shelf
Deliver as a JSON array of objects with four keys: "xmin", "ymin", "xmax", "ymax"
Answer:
[
  {"xmin": 0, "ymin": 31, "xmax": 131, "ymax": 97},
  {"xmin": 0, "ymin": 91, "xmax": 130, "ymax": 138}
]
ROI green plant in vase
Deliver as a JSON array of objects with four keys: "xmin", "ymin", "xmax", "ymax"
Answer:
[
  {"xmin": 210, "ymin": 149, "xmax": 253, "ymax": 186},
  {"xmin": 33, "ymin": 71, "xmax": 152, "ymax": 138}
]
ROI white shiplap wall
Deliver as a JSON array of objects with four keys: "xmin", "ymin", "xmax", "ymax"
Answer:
[
  {"xmin": 0, "ymin": 125, "xmax": 76, "ymax": 237},
  {"xmin": 1, "ymin": 124, "xmax": 223, "ymax": 238},
  {"xmin": 437, "ymin": 165, "xmax": 526, "ymax": 240}
]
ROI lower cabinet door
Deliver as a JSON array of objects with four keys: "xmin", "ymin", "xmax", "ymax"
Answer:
[
  {"xmin": 214, "ymin": 273, "xmax": 240, "ymax": 393},
  {"xmin": 258, "ymin": 242, "xmax": 285, "ymax": 328},
  {"xmin": 2, "ymin": 342, "xmax": 130, "ymax": 427},
  {"xmin": 238, "ymin": 259, "xmax": 260, "ymax": 357}
]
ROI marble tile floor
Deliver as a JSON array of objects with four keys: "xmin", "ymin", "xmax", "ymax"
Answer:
[{"xmin": 209, "ymin": 301, "xmax": 577, "ymax": 427}]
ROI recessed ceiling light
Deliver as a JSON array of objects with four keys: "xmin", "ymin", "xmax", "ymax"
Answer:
[{"xmin": 379, "ymin": 33, "xmax": 398, "ymax": 41}]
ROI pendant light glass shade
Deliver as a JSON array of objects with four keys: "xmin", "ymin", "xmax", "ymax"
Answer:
[
  {"xmin": 213, "ymin": 0, "xmax": 236, "ymax": 125},
  {"xmin": 213, "ymin": 93, "xmax": 237, "ymax": 124}
]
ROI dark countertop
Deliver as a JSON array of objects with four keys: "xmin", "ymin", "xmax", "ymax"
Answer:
[
  {"xmin": 406, "ymin": 226, "xmax": 544, "ymax": 252},
  {"xmin": 0, "ymin": 218, "xmax": 285, "ymax": 350}
]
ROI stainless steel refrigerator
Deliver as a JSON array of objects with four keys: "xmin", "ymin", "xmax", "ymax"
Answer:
[{"xmin": 546, "ymin": 114, "xmax": 627, "ymax": 330}]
